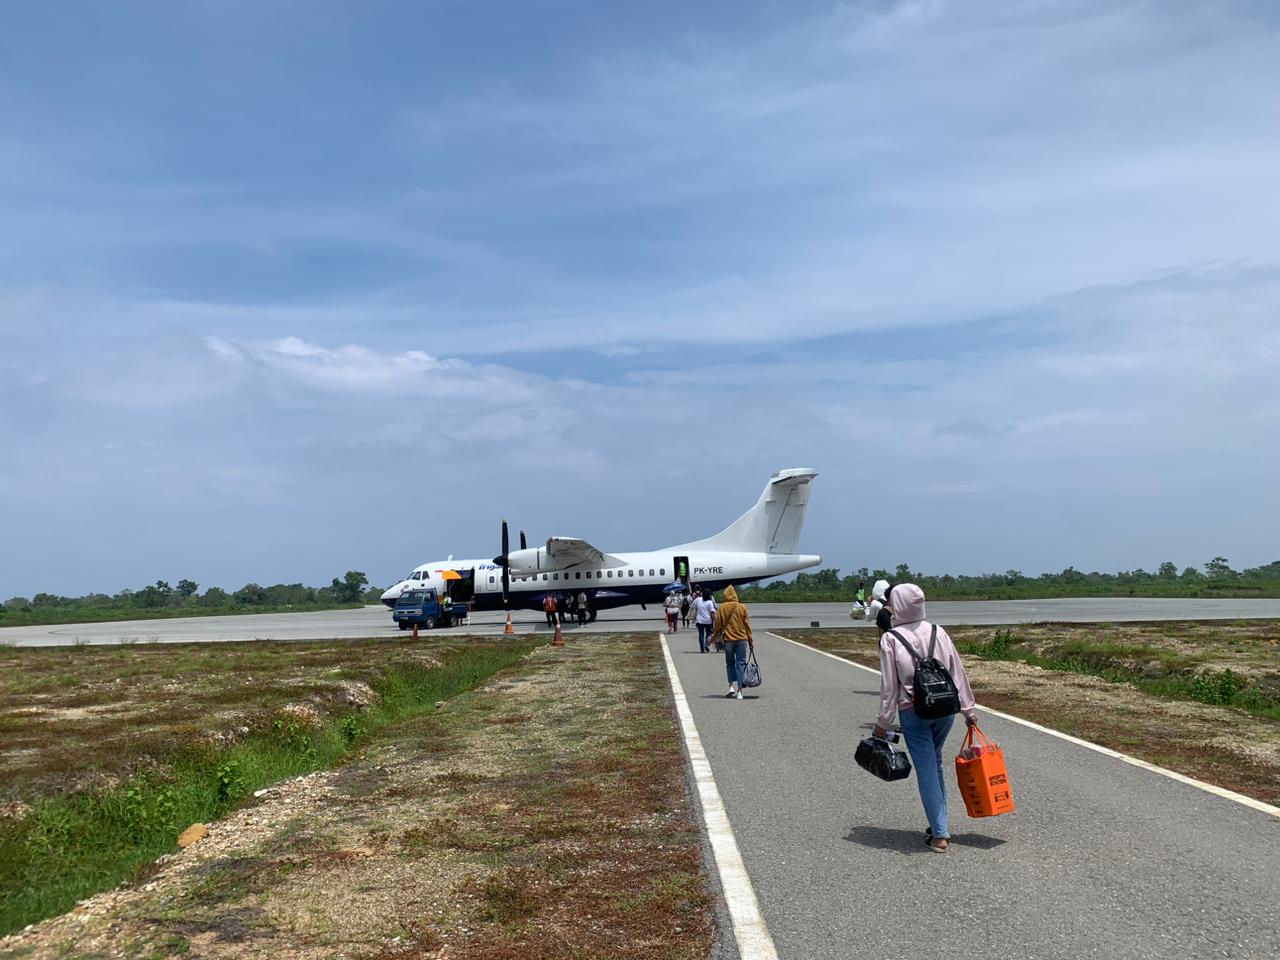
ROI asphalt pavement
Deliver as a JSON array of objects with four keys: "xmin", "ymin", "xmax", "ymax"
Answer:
[
  {"xmin": 5, "ymin": 598, "xmax": 1280, "ymax": 646},
  {"xmin": 666, "ymin": 628, "xmax": 1280, "ymax": 960}
]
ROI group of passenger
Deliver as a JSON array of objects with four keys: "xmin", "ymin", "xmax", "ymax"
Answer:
[
  {"xmin": 681, "ymin": 578, "xmax": 977, "ymax": 852},
  {"xmin": 541, "ymin": 590, "xmax": 590, "ymax": 627},
  {"xmin": 663, "ymin": 583, "xmax": 718, "ymax": 647}
]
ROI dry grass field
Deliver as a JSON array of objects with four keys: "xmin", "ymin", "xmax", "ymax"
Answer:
[{"xmin": 0, "ymin": 635, "xmax": 715, "ymax": 958}]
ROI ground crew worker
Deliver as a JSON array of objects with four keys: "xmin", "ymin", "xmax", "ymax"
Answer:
[
  {"xmin": 576, "ymin": 590, "xmax": 589, "ymax": 626},
  {"xmin": 851, "ymin": 579, "xmax": 868, "ymax": 619},
  {"xmin": 542, "ymin": 593, "xmax": 557, "ymax": 628},
  {"xmin": 711, "ymin": 585, "xmax": 753, "ymax": 699}
]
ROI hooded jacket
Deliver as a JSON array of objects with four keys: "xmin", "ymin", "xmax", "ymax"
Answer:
[
  {"xmin": 712, "ymin": 585, "xmax": 752, "ymax": 643},
  {"xmin": 867, "ymin": 578, "xmax": 892, "ymax": 620},
  {"xmin": 876, "ymin": 583, "xmax": 976, "ymax": 729}
]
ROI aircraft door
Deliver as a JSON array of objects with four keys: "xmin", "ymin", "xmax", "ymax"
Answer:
[
  {"xmin": 673, "ymin": 556, "xmax": 690, "ymax": 585},
  {"xmin": 452, "ymin": 569, "xmax": 476, "ymax": 603}
]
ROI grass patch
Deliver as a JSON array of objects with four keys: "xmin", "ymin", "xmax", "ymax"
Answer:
[
  {"xmin": 956, "ymin": 628, "xmax": 1280, "ymax": 720},
  {"xmin": 0, "ymin": 640, "xmax": 538, "ymax": 937}
]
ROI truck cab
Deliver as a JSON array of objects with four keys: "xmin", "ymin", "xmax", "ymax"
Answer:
[{"xmin": 392, "ymin": 588, "xmax": 468, "ymax": 630}]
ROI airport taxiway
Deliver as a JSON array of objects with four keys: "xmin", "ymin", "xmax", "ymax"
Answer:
[
  {"xmin": 667, "ymin": 630, "xmax": 1279, "ymax": 959},
  {"xmin": 3, "ymin": 597, "xmax": 1280, "ymax": 646}
]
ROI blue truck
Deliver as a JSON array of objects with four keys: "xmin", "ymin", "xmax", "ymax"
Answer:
[{"xmin": 392, "ymin": 588, "xmax": 469, "ymax": 630}]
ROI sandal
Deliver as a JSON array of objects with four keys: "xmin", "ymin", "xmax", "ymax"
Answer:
[{"xmin": 926, "ymin": 836, "xmax": 949, "ymax": 853}]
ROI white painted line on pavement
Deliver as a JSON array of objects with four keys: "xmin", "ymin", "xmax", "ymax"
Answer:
[
  {"xmin": 660, "ymin": 635, "xmax": 779, "ymax": 960},
  {"xmin": 767, "ymin": 632, "xmax": 1280, "ymax": 820}
]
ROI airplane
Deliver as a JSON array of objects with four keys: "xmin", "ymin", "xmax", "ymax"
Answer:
[{"xmin": 379, "ymin": 468, "xmax": 821, "ymax": 620}]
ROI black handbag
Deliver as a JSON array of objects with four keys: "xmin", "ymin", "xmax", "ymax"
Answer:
[{"xmin": 855, "ymin": 735, "xmax": 912, "ymax": 782}]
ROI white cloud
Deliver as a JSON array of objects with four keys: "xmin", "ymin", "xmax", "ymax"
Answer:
[{"xmin": 2, "ymin": 2, "xmax": 1279, "ymax": 594}]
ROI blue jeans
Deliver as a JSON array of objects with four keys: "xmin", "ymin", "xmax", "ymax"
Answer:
[
  {"xmin": 898, "ymin": 708, "xmax": 956, "ymax": 839},
  {"xmin": 723, "ymin": 640, "xmax": 748, "ymax": 687},
  {"xmin": 697, "ymin": 623, "xmax": 713, "ymax": 651}
]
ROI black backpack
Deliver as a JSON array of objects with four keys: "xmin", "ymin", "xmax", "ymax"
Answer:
[{"xmin": 890, "ymin": 626, "xmax": 960, "ymax": 719}]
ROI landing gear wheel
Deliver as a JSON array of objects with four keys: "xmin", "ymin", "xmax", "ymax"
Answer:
[{"xmin": 424, "ymin": 615, "xmax": 436, "ymax": 630}]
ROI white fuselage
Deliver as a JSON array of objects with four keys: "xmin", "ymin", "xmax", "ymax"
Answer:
[
  {"xmin": 379, "ymin": 467, "xmax": 822, "ymax": 615},
  {"xmin": 380, "ymin": 549, "xmax": 820, "ymax": 612}
]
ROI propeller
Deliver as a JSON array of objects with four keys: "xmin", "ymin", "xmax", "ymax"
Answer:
[
  {"xmin": 499, "ymin": 520, "xmax": 510, "ymax": 608},
  {"xmin": 495, "ymin": 523, "xmax": 533, "ymax": 609}
]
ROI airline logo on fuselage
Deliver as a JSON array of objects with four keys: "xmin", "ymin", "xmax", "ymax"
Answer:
[{"xmin": 424, "ymin": 562, "xmax": 502, "ymax": 574}]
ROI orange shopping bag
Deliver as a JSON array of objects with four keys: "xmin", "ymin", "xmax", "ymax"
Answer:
[{"xmin": 954, "ymin": 723, "xmax": 1015, "ymax": 818}]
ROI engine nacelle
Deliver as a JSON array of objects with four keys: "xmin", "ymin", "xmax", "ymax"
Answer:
[{"xmin": 504, "ymin": 547, "xmax": 550, "ymax": 577}]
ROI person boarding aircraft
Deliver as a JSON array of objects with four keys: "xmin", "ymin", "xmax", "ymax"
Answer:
[{"xmin": 379, "ymin": 468, "xmax": 821, "ymax": 620}]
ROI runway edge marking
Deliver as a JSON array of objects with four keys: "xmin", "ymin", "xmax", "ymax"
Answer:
[
  {"xmin": 767, "ymin": 631, "xmax": 1280, "ymax": 820},
  {"xmin": 659, "ymin": 634, "xmax": 780, "ymax": 960}
]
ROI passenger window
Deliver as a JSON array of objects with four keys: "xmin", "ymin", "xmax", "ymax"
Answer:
[
  {"xmin": 660, "ymin": 568, "xmax": 665, "ymax": 576},
  {"xmin": 628, "ymin": 570, "xmax": 634, "ymax": 577},
  {"xmin": 575, "ymin": 572, "xmax": 581, "ymax": 579},
  {"xmin": 553, "ymin": 573, "xmax": 559, "ymax": 580},
  {"xmin": 489, "ymin": 576, "xmax": 495, "ymax": 584},
  {"xmin": 542, "ymin": 574, "xmax": 548, "ymax": 581},
  {"xmin": 649, "ymin": 568, "xmax": 655, "ymax": 576},
  {"xmin": 607, "ymin": 570, "xmax": 613, "ymax": 578}
]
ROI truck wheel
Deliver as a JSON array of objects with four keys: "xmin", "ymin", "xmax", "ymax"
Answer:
[{"xmin": 425, "ymin": 616, "xmax": 436, "ymax": 630}]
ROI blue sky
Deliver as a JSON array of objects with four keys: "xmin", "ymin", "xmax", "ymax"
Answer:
[{"xmin": 2, "ymin": 0, "xmax": 1278, "ymax": 597}]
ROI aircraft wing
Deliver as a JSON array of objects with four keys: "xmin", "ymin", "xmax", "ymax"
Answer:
[{"xmin": 545, "ymin": 537, "xmax": 622, "ymax": 569}]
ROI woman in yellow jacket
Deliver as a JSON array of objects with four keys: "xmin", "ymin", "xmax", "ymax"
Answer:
[{"xmin": 712, "ymin": 585, "xmax": 753, "ymax": 700}]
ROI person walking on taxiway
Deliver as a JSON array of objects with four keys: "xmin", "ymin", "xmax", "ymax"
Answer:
[
  {"xmin": 664, "ymin": 590, "xmax": 682, "ymax": 633},
  {"xmin": 865, "ymin": 578, "xmax": 891, "ymax": 625},
  {"xmin": 851, "ymin": 579, "xmax": 868, "ymax": 619},
  {"xmin": 692, "ymin": 588, "xmax": 717, "ymax": 653},
  {"xmin": 872, "ymin": 583, "xmax": 977, "ymax": 853},
  {"xmin": 712, "ymin": 585, "xmax": 753, "ymax": 700}
]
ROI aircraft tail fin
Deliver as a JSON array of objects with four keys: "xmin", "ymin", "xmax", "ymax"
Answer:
[{"xmin": 682, "ymin": 468, "xmax": 818, "ymax": 555}]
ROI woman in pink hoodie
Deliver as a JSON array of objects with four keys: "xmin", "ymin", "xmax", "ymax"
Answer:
[{"xmin": 872, "ymin": 583, "xmax": 977, "ymax": 853}]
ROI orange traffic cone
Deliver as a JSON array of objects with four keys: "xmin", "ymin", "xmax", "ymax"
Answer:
[
  {"xmin": 503, "ymin": 612, "xmax": 515, "ymax": 636},
  {"xmin": 552, "ymin": 619, "xmax": 565, "ymax": 647}
]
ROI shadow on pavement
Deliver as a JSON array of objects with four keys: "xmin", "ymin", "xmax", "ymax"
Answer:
[
  {"xmin": 843, "ymin": 825, "xmax": 1008, "ymax": 854},
  {"xmin": 843, "ymin": 825, "xmax": 929, "ymax": 854},
  {"xmin": 949, "ymin": 832, "xmax": 1007, "ymax": 850}
]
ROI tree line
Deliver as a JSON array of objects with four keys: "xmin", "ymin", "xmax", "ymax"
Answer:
[
  {"xmin": 738, "ymin": 557, "xmax": 1280, "ymax": 602},
  {"xmin": 0, "ymin": 572, "xmax": 381, "ymax": 626}
]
